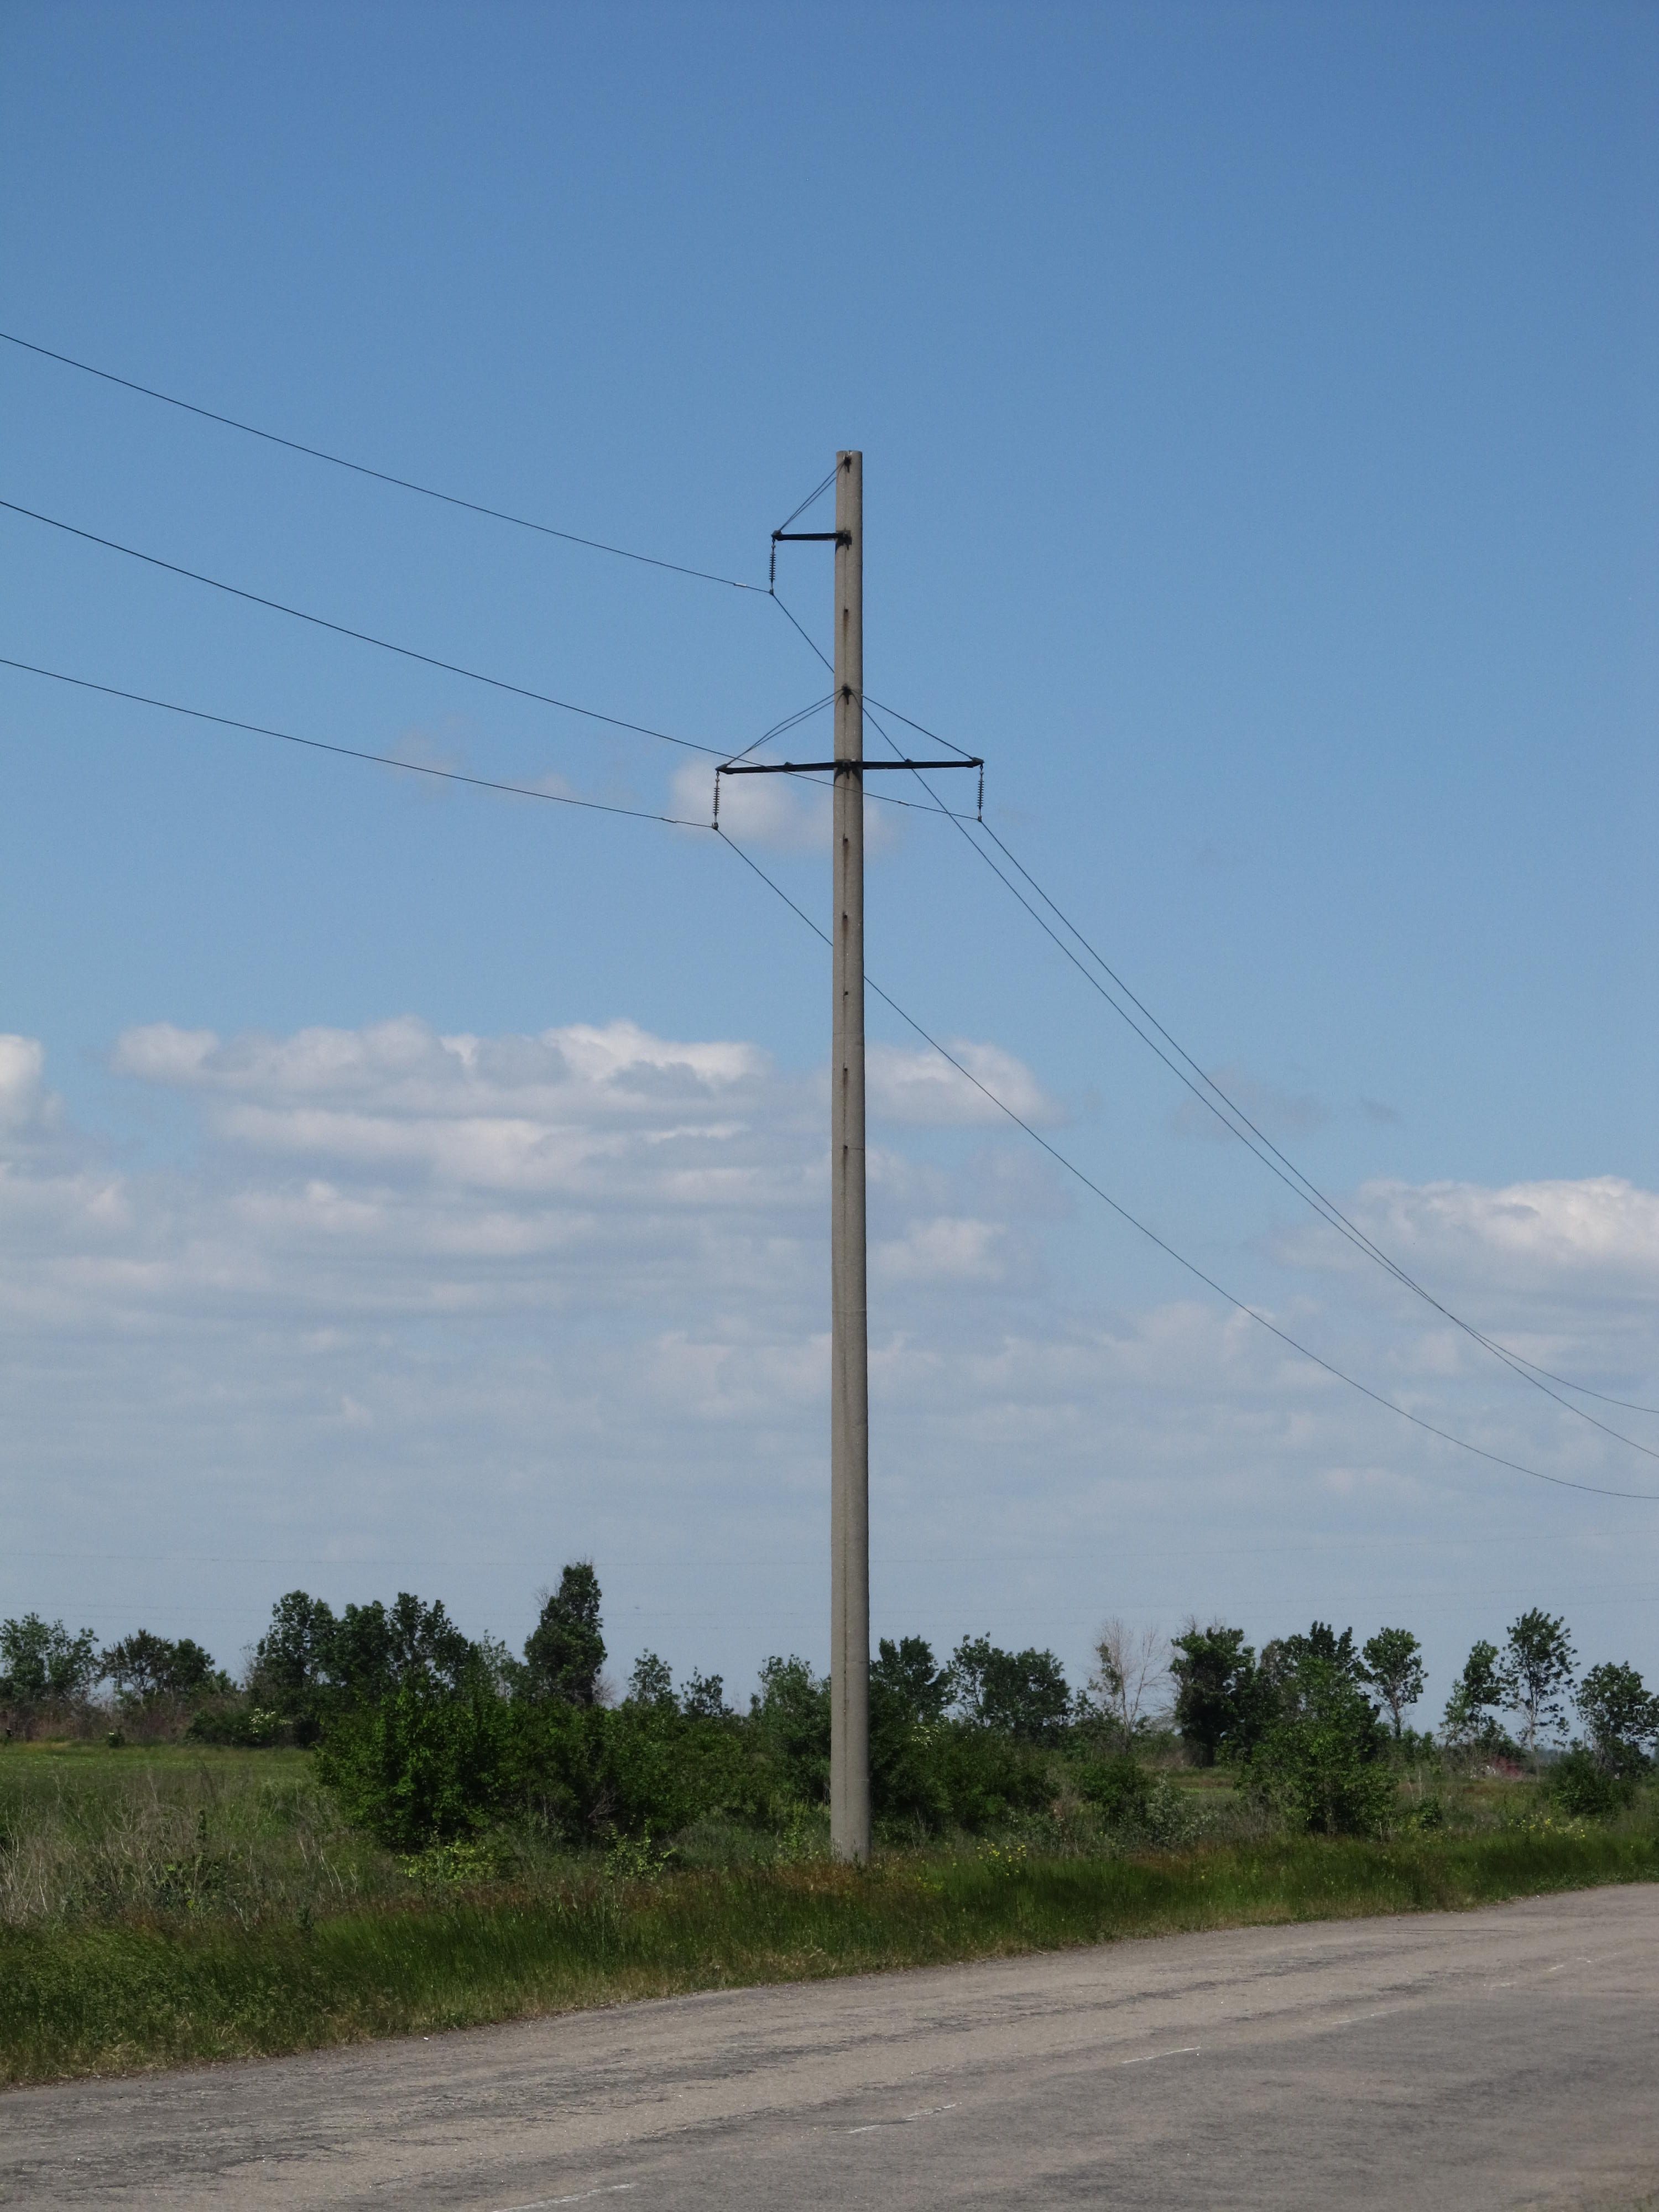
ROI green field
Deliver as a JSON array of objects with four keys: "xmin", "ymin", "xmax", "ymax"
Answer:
[{"xmin": 3, "ymin": 1740, "xmax": 1656, "ymax": 2087}]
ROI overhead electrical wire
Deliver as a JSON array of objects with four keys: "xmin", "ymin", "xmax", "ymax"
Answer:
[
  {"xmin": 766, "ymin": 590, "xmax": 1659, "ymax": 1441},
  {"xmin": 0, "ymin": 655, "xmax": 713, "ymax": 827},
  {"xmin": 5, "ymin": 352, "xmax": 1642, "ymax": 1459},
  {"xmin": 773, "ymin": 468, "xmax": 838, "ymax": 535},
  {"xmin": 5, "ymin": 627, "xmax": 1647, "ymax": 1501},
  {"xmin": 0, "ymin": 655, "xmax": 960, "ymax": 831},
  {"xmin": 967, "ymin": 807, "xmax": 1659, "ymax": 1425},
  {"xmin": 716, "ymin": 826, "xmax": 1659, "ymax": 1505},
  {"xmin": 0, "ymin": 327, "xmax": 763, "ymax": 592},
  {"xmin": 873, "ymin": 699, "xmax": 1659, "ymax": 1464},
  {"xmin": 0, "ymin": 507, "xmax": 957, "ymax": 819},
  {"xmin": 0, "ymin": 495, "xmax": 731, "ymax": 755}
]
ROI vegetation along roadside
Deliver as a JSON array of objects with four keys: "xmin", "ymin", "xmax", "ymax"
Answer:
[{"xmin": 3, "ymin": 1571, "xmax": 1657, "ymax": 2086}]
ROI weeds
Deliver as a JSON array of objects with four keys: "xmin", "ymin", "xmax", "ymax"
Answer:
[{"xmin": 2, "ymin": 1742, "xmax": 1655, "ymax": 2089}]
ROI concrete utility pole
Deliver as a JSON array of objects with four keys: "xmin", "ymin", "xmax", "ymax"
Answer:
[
  {"xmin": 721, "ymin": 457, "xmax": 979, "ymax": 1871},
  {"xmin": 828, "ymin": 451, "xmax": 870, "ymax": 1864}
]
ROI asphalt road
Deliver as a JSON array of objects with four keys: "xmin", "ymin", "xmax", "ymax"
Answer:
[{"xmin": 5, "ymin": 1886, "xmax": 1657, "ymax": 2209}]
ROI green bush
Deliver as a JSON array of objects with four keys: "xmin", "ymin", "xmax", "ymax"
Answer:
[
  {"xmin": 315, "ymin": 1677, "xmax": 513, "ymax": 1851},
  {"xmin": 1074, "ymin": 1753, "xmax": 1154, "ymax": 1826},
  {"xmin": 186, "ymin": 1703, "xmax": 285, "ymax": 1749},
  {"xmin": 316, "ymin": 1684, "xmax": 761, "ymax": 1853},
  {"xmin": 1244, "ymin": 1657, "xmax": 1395, "ymax": 1838},
  {"xmin": 1551, "ymin": 1746, "xmax": 1636, "ymax": 1820},
  {"xmin": 748, "ymin": 1656, "xmax": 830, "ymax": 1807}
]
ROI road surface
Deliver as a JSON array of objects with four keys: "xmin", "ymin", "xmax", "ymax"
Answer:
[{"xmin": 4, "ymin": 1885, "xmax": 1657, "ymax": 2208}]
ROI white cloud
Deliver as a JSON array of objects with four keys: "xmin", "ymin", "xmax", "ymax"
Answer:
[
  {"xmin": 1355, "ymin": 1176, "xmax": 1659, "ymax": 1289},
  {"xmin": 6, "ymin": 1024, "xmax": 1659, "ymax": 1704},
  {"xmin": 867, "ymin": 1040, "xmax": 1056, "ymax": 1126},
  {"xmin": 0, "ymin": 1034, "xmax": 61, "ymax": 1135},
  {"xmin": 874, "ymin": 1215, "xmax": 1006, "ymax": 1285},
  {"xmin": 672, "ymin": 761, "xmax": 904, "ymax": 854},
  {"xmin": 675, "ymin": 760, "xmax": 828, "ymax": 851}
]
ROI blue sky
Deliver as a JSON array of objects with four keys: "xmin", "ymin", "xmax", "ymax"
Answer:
[{"xmin": 2, "ymin": 3, "xmax": 1655, "ymax": 1720}]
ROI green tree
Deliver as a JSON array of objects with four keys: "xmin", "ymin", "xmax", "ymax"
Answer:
[
  {"xmin": 1575, "ymin": 1661, "xmax": 1659, "ymax": 1779},
  {"xmin": 1499, "ymin": 1610, "xmax": 1575, "ymax": 1761},
  {"xmin": 1442, "ymin": 1639, "xmax": 1504, "ymax": 1748},
  {"xmin": 625, "ymin": 1651, "xmax": 675, "ymax": 1708},
  {"xmin": 1170, "ymin": 1623, "xmax": 1272, "ymax": 1766},
  {"xmin": 1262, "ymin": 1623, "xmax": 1362, "ymax": 1687},
  {"xmin": 1246, "ymin": 1652, "xmax": 1395, "ymax": 1837},
  {"xmin": 523, "ymin": 1563, "xmax": 606, "ymax": 1706},
  {"xmin": 1246, "ymin": 1632, "xmax": 1392, "ymax": 1833},
  {"xmin": 681, "ymin": 1668, "xmax": 730, "ymax": 1719},
  {"xmin": 873, "ymin": 1635, "xmax": 952, "ymax": 1725},
  {"xmin": 102, "ymin": 1631, "xmax": 226, "ymax": 1703},
  {"xmin": 248, "ymin": 1590, "xmax": 340, "ymax": 1740},
  {"xmin": 1359, "ymin": 1627, "xmax": 1426, "ymax": 1739},
  {"xmin": 332, "ymin": 1593, "xmax": 475, "ymax": 1703},
  {"xmin": 0, "ymin": 1614, "xmax": 100, "ymax": 1708},
  {"xmin": 947, "ymin": 1635, "xmax": 1071, "ymax": 1743},
  {"xmin": 750, "ymin": 1655, "xmax": 830, "ymax": 1803}
]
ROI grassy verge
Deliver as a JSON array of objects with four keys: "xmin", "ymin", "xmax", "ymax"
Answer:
[{"xmin": 4, "ymin": 1827, "xmax": 1656, "ymax": 2088}]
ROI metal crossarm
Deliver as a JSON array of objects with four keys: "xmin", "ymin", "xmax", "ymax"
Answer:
[{"xmin": 717, "ymin": 757, "xmax": 980, "ymax": 774}]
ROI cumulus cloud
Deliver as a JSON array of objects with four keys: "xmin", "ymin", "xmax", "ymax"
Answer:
[
  {"xmin": 874, "ymin": 1215, "xmax": 1007, "ymax": 1285},
  {"xmin": 0, "ymin": 1034, "xmax": 58, "ymax": 1133},
  {"xmin": 1354, "ymin": 1175, "xmax": 1659, "ymax": 1292},
  {"xmin": 671, "ymin": 760, "xmax": 904, "ymax": 854},
  {"xmin": 7, "ymin": 1020, "xmax": 1659, "ymax": 1699},
  {"xmin": 0, "ymin": 1018, "xmax": 1058, "ymax": 1337},
  {"xmin": 867, "ymin": 1040, "xmax": 1057, "ymax": 1127}
]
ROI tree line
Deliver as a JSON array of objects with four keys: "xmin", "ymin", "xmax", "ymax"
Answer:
[{"xmin": 4, "ymin": 1576, "xmax": 1656, "ymax": 1847}]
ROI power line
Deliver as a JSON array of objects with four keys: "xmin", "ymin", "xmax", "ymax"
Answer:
[
  {"xmin": 967, "ymin": 808, "xmax": 1659, "ymax": 1429},
  {"xmin": 860, "ymin": 703, "xmax": 1659, "ymax": 1462},
  {"xmin": 774, "ymin": 469, "xmax": 838, "ymax": 535},
  {"xmin": 0, "ymin": 635, "xmax": 954, "ymax": 825},
  {"xmin": 717, "ymin": 826, "xmax": 1659, "ymax": 1504},
  {"xmin": 0, "ymin": 327, "xmax": 762, "ymax": 593},
  {"xmin": 1, "ymin": 495, "xmax": 734, "ymax": 757},
  {"xmin": 0, "ymin": 656, "xmax": 713, "ymax": 827},
  {"xmin": 763, "ymin": 587, "xmax": 1659, "ymax": 1439}
]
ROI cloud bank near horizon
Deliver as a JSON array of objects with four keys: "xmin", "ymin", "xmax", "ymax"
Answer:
[{"xmin": 3, "ymin": 1018, "xmax": 1657, "ymax": 1689}]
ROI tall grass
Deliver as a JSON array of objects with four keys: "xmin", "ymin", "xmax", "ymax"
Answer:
[
  {"xmin": 0, "ymin": 1746, "xmax": 389, "ymax": 1928},
  {"xmin": 3, "ymin": 1744, "xmax": 1655, "ymax": 2088}
]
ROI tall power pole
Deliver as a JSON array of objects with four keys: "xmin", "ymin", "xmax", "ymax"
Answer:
[
  {"xmin": 721, "ymin": 456, "xmax": 979, "ymax": 1870},
  {"xmin": 828, "ymin": 451, "xmax": 870, "ymax": 1864}
]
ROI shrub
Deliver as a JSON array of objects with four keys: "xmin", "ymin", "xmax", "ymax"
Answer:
[
  {"xmin": 186, "ymin": 1703, "xmax": 285, "ymax": 1749},
  {"xmin": 1551, "ymin": 1745, "xmax": 1636, "ymax": 1820},
  {"xmin": 1244, "ymin": 1656, "xmax": 1395, "ymax": 1837},
  {"xmin": 749, "ymin": 1656, "xmax": 830, "ymax": 1807},
  {"xmin": 1074, "ymin": 1753, "xmax": 1154, "ymax": 1827},
  {"xmin": 317, "ymin": 1681, "xmax": 759, "ymax": 1854},
  {"xmin": 315, "ymin": 1674, "xmax": 512, "ymax": 1851}
]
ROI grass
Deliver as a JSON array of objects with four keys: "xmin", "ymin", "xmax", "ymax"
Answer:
[
  {"xmin": 2, "ymin": 1738, "xmax": 1656, "ymax": 2086},
  {"xmin": 0, "ymin": 1742, "xmax": 390, "ymax": 1929}
]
